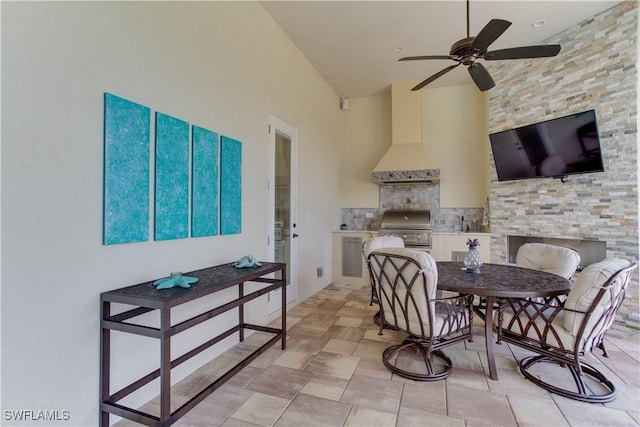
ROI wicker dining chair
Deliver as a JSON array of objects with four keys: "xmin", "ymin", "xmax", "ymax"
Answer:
[
  {"xmin": 368, "ymin": 247, "xmax": 473, "ymax": 381},
  {"xmin": 497, "ymin": 258, "xmax": 637, "ymax": 403}
]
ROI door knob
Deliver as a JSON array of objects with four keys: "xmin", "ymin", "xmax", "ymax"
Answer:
[{"xmin": 292, "ymin": 233, "xmax": 299, "ymax": 238}]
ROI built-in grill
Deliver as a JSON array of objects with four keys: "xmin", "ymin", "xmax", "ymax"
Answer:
[{"xmin": 380, "ymin": 209, "xmax": 431, "ymax": 250}]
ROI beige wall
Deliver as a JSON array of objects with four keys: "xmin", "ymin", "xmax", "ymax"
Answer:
[
  {"xmin": 423, "ymin": 83, "xmax": 490, "ymax": 208},
  {"xmin": 339, "ymin": 84, "xmax": 489, "ymax": 210},
  {"xmin": 1, "ymin": 2, "xmax": 342, "ymax": 422},
  {"xmin": 391, "ymin": 81, "xmax": 423, "ymax": 145},
  {"xmin": 339, "ymin": 92, "xmax": 391, "ymax": 208}
]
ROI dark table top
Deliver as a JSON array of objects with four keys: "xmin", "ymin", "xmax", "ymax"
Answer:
[
  {"xmin": 436, "ymin": 262, "xmax": 571, "ymax": 298},
  {"xmin": 101, "ymin": 262, "xmax": 285, "ymax": 308}
]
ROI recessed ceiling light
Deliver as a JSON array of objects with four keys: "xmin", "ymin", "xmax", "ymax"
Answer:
[
  {"xmin": 394, "ymin": 45, "xmax": 405, "ymax": 52},
  {"xmin": 532, "ymin": 19, "xmax": 546, "ymax": 28}
]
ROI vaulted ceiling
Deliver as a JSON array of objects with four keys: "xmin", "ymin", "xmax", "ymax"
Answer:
[{"xmin": 262, "ymin": 1, "xmax": 623, "ymax": 97}]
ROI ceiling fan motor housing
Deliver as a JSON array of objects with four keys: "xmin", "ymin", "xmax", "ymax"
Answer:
[{"xmin": 450, "ymin": 37, "xmax": 477, "ymax": 63}]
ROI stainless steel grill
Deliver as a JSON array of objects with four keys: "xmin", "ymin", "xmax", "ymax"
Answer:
[{"xmin": 380, "ymin": 209, "xmax": 431, "ymax": 249}]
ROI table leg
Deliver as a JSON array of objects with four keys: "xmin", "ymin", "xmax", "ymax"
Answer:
[
  {"xmin": 239, "ymin": 282, "xmax": 244, "ymax": 342},
  {"xmin": 496, "ymin": 298, "xmax": 504, "ymax": 345},
  {"xmin": 160, "ymin": 307, "xmax": 171, "ymax": 424},
  {"xmin": 281, "ymin": 265, "xmax": 287, "ymax": 350},
  {"xmin": 100, "ymin": 301, "xmax": 110, "ymax": 427},
  {"xmin": 484, "ymin": 296, "xmax": 498, "ymax": 381}
]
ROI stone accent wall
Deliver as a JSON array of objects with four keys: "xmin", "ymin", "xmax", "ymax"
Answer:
[
  {"xmin": 371, "ymin": 168, "xmax": 439, "ymax": 184},
  {"xmin": 488, "ymin": 2, "xmax": 638, "ymax": 332}
]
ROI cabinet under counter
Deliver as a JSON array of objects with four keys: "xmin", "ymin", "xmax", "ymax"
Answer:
[{"xmin": 331, "ymin": 231, "xmax": 376, "ymax": 286}]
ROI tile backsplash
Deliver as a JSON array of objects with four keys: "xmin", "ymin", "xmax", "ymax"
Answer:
[{"xmin": 340, "ymin": 182, "xmax": 485, "ymax": 232}]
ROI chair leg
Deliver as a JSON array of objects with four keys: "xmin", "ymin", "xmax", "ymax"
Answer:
[
  {"xmin": 519, "ymin": 355, "xmax": 616, "ymax": 403},
  {"xmin": 597, "ymin": 341, "xmax": 609, "ymax": 358},
  {"xmin": 370, "ymin": 284, "xmax": 379, "ymax": 306},
  {"xmin": 467, "ymin": 300, "xmax": 474, "ymax": 342},
  {"xmin": 373, "ymin": 310, "xmax": 399, "ymax": 332},
  {"xmin": 381, "ymin": 336, "xmax": 453, "ymax": 381},
  {"xmin": 496, "ymin": 298, "xmax": 504, "ymax": 344}
]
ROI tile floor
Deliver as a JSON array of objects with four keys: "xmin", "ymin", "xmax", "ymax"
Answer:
[{"xmin": 116, "ymin": 282, "xmax": 640, "ymax": 427}]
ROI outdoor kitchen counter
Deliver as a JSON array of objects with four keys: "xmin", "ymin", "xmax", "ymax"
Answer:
[
  {"xmin": 332, "ymin": 231, "xmax": 376, "ymax": 286},
  {"xmin": 431, "ymin": 233, "xmax": 491, "ymax": 262},
  {"xmin": 331, "ymin": 231, "xmax": 492, "ymax": 284}
]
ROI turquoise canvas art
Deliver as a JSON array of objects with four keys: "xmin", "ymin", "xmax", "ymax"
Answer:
[
  {"xmin": 103, "ymin": 93, "xmax": 150, "ymax": 245},
  {"xmin": 191, "ymin": 126, "xmax": 219, "ymax": 237},
  {"xmin": 220, "ymin": 136, "xmax": 242, "ymax": 235},
  {"xmin": 154, "ymin": 112, "xmax": 190, "ymax": 240}
]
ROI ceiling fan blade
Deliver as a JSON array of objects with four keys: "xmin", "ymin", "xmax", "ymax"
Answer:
[
  {"xmin": 411, "ymin": 63, "xmax": 461, "ymax": 91},
  {"xmin": 471, "ymin": 19, "xmax": 511, "ymax": 53},
  {"xmin": 468, "ymin": 63, "xmax": 495, "ymax": 92},
  {"xmin": 484, "ymin": 45, "xmax": 561, "ymax": 60},
  {"xmin": 399, "ymin": 55, "xmax": 454, "ymax": 61}
]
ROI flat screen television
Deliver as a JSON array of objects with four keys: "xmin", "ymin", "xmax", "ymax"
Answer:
[{"xmin": 489, "ymin": 110, "xmax": 604, "ymax": 182}]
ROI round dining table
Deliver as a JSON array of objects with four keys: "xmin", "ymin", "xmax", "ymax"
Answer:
[{"xmin": 436, "ymin": 261, "xmax": 572, "ymax": 380}]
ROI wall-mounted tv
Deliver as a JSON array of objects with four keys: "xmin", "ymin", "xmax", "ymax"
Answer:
[{"xmin": 489, "ymin": 110, "xmax": 604, "ymax": 182}]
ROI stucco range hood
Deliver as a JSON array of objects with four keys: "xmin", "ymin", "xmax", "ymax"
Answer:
[
  {"xmin": 372, "ymin": 82, "xmax": 439, "ymax": 185},
  {"xmin": 371, "ymin": 142, "xmax": 440, "ymax": 184}
]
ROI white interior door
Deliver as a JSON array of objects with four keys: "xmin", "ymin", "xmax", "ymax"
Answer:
[{"xmin": 268, "ymin": 114, "xmax": 297, "ymax": 314}]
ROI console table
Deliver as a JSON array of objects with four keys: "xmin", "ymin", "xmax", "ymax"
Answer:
[{"xmin": 100, "ymin": 262, "xmax": 286, "ymax": 426}]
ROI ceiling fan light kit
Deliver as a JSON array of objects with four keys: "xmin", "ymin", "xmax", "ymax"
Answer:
[{"xmin": 399, "ymin": 0, "xmax": 561, "ymax": 92}]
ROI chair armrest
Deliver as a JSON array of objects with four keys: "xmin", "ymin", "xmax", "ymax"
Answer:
[
  {"xmin": 434, "ymin": 293, "xmax": 474, "ymax": 304},
  {"xmin": 433, "ymin": 294, "xmax": 474, "ymax": 336},
  {"xmin": 503, "ymin": 297, "xmax": 587, "ymax": 316},
  {"xmin": 499, "ymin": 298, "xmax": 592, "ymax": 354}
]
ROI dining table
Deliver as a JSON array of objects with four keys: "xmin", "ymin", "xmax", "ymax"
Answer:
[{"xmin": 436, "ymin": 261, "xmax": 572, "ymax": 380}]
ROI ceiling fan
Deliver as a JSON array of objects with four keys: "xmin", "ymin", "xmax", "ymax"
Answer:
[{"xmin": 399, "ymin": 0, "xmax": 561, "ymax": 92}]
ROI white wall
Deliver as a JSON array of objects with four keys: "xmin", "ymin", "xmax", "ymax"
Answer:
[{"xmin": 1, "ymin": 2, "xmax": 341, "ymax": 424}]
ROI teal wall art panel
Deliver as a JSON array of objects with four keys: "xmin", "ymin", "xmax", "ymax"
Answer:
[
  {"xmin": 103, "ymin": 93, "xmax": 151, "ymax": 245},
  {"xmin": 191, "ymin": 126, "xmax": 219, "ymax": 237},
  {"xmin": 154, "ymin": 112, "xmax": 190, "ymax": 241},
  {"xmin": 220, "ymin": 136, "xmax": 242, "ymax": 235}
]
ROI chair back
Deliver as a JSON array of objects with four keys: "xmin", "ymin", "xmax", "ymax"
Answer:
[
  {"xmin": 367, "ymin": 248, "xmax": 438, "ymax": 338},
  {"xmin": 563, "ymin": 258, "xmax": 636, "ymax": 351},
  {"xmin": 363, "ymin": 236, "xmax": 405, "ymax": 283},
  {"xmin": 362, "ymin": 236, "xmax": 405, "ymax": 306},
  {"xmin": 362, "ymin": 235, "xmax": 404, "ymax": 259},
  {"xmin": 516, "ymin": 243, "xmax": 581, "ymax": 280}
]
